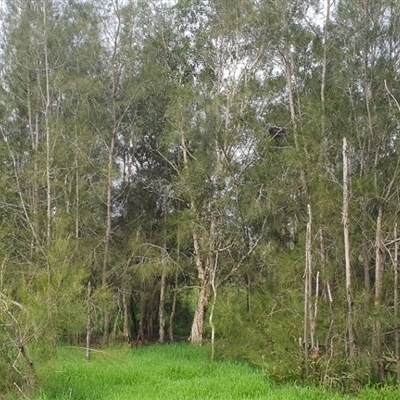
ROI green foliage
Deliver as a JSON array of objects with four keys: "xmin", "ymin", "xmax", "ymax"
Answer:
[
  {"xmin": 0, "ymin": 234, "xmax": 87, "ymax": 395},
  {"xmin": 0, "ymin": 299, "xmax": 36, "ymax": 398},
  {"xmin": 215, "ymin": 284, "xmax": 304, "ymax": 381},
  {"xmin": 2, "ymin": 0, "xmax": 400, "ymax": 395}
]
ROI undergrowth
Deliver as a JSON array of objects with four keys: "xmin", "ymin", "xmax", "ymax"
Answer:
[{"xmin": 30, "ymin": 344, "xmax": 400, "ymax": 400}]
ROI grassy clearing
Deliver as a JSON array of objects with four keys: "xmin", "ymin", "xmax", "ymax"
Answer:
[{"xmin": 33, "ymin": 344, "xmax": 399, "ymax": 400}]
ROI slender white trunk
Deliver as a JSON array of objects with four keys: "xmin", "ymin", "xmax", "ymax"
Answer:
[
  {"xmin": 74, "ymin": 123, "xmax": 80, "ymax": 240},
  {"xmin": 86, "ymin": 282, "xmax": 92, "ymax": 362},
  {"xmin": 43, "ymin": 1, "xmax": 51, "ymax": 247},
  {"xmin": 103, "ymin": 1, "xmax": 122, "ymax": 343},
  {"xmin": 343, "ymin": 138, "xmax": 355, "ymax": 358},
  {"xmin": 282, "ymin": 3, "xmax": 307, "ymax": 199},
  {"xmin": 394, "ymin": 225, "xmax": 399, "ymax": 380},
  {"xmin": 168, "ymin": 270, "xmax": 178, "ymax": 342},
  {"xmin": 27, "ymin": 79, "xmax": 40, "ymax": 252},
  {"xmin": 374, "ymin": 203, "xmax": 384, "ymax": 380},
  {"xmin": 102, "ymin": 128, "xmax": 115, "ymax": 342},
  {"xmin": 304, "ymin": 204, "xmax": 312, "ymax": 373},
  {"xmin": 209, "ymin": 250, "xmax": 218, "ymax": 359},
  {"xmin": 158, "ymin": 264, "xmax": 166, "ymax": 343}
]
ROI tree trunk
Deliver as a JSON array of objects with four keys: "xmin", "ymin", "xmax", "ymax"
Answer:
[
  {"xmin": 394, "ymin": 225, "xmax": 400, "ymax": 381},
  {"xmin": 136, "ymin": 294, "xmax": 146, "ymax": 345},
  {"xmin": 27, "ymin": 81, "xmax": 40, "ymax": 253},
  {"xmin": 343, "ymin": 137, "xmax": 356, "ymax": 358},
  {"xmin": 158, "ymin": 264, "xmax": 166, "ymax": 343},
  {"xmin": 122, "ymin": 287, "xmax": 131, "ymax": 343},
  {"xmin": 245, "ymin": 273, "xmax": 252, "ymax": 313},
  {"xmin": 374, "ymin": 202, "xmax": 384, "ymax": 381},
  {"xmin": 74, "ymin": 124, "xmax": 80, "ymax": 241},
  {"xmin": 319, "ymin": 0, "xmax": 330, "ymax": 168},
  {"xmin": 190, "ymin": 283, "xmax": 208, "ymax": 345},
  {"xmin": 361, "ymin": 199, "xmax": 371, "ymax": 293},
  {"xmin": 209, "ymin": 250, "xmax": 218, "ymax": 359},
  {"xmin": 181, "ymin": 133, "xmax": 210, "ymax": 345},
  {"xmin": 189, "ymin": 224, "xmax": 210, "ymax": 345},
  {"xmin": 102, "ymin": 1, "xmax": 122, "ymax": 344},
  {"xmin": 43, "ymin": 0, "xmax": 52, "ymax": 248},
  {"xmin": 86, "ymin": 282, "xmax": 92, "ymax": 362},
  {"xmin": 168, "ymin": 270, "xmax": 178, "ymax": 342},
  {"xmin": 304, "ymin": 204, "xmax": 312, "ymax": 374},
  {"xmin": 282, "ymin": 5, "xmax": 307, "ymax": 197}
]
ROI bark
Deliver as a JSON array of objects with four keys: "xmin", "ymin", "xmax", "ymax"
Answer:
[
  {"xmin": 181, "ymin": 134, "xmax": 210, "ymax": 345},
  {"xmin": 74, "ymin": 124, "xmax": 80, "ymax": 240},
  {"xmin": 209, "ymin": 251, "xmax": 218, "ymax": 359},
  {"xmin": 245, "ymin": 273, "xmax": 252, "ymax": 313},
  {"xmin": 394, "ymin": 225, "xmax": 400, "ymax": 381},
  {"xmin": 318, "ymin": 228, "xmax": 332, "ymax": 306},
  {"xmin": 158, "ymin": 206, "xmax": 169, "ymax": 343},
  {"xmin": 319, "ymin": 0, "xmax": 330, "ymax": 167},
  {"xmin": 168, "ymin": 270, "xmax": 178, "ymax": 342},
  {"xmin": 315, "ymin": 0, "xmax": 332, "ymax": 328},
  {"xmin": 43, "ymin": 0, "xmax": 51, "ymax": 247},
  {"xmin": 86, "ymin": 282, "xmax": 92, "ymax": 362},
  {"xmin": 191, "ymin": 154, "xmax": 220, "ymax": 347},
  {"xmin": 190, "ymin": 283, "xmax": 208, "ymax": 345},
  {"xmin": 169, "ymin": 230, "xmax": 181, "ymax": 343},
  {"xmin": 27, "ymin": 79, "xmax": 40, "ymax": 252},
  {"xmin": 136, "ymin": 294, "xmax": 146, "ymax": 345},
  {"xmin": 374, "ymin": 202, "xmax": 384, "ymax": 381},
  {"xmin": 189, "ymin": 216, "xmax": 210, "ymax": 344},
  {"xmin": 343, "ymin": 138, "xmax": 356, "ymax": 358},
  {"xmin": 158, "ymin": 264, "xmax": 166, "ymax": 343},
  {"xmin": 304, "ymin": 204, "xmax": 312, "ymax": 374},
  {"xmin": 189, "ymin": 225, "xmax": 210, "ymax": 345},
  {"xmin": 361, "ymin": 199, "xmax": 371, "ymax": 292}
]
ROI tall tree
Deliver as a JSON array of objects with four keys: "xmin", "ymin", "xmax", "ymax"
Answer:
[{"xmin": 0, "ymin": 0, "xmax": 105, "ymax": 392}]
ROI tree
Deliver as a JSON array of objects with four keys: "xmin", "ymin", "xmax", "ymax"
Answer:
[{"xmin": 0, "ymin": 0, "xmax": 105, "ymax": 393}]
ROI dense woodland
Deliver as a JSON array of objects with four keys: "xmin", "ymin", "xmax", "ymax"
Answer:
[{"xmin": 1, "ymin": 0, "xmax": 400, "ymax": 395}]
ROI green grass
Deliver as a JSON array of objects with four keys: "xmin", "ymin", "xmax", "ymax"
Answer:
[{"xmin": 33, "ymin": 344, "xmax": 400, "ymax": 400}]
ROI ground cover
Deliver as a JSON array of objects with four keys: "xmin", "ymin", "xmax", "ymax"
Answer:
[{"xmin": 32, "ymin": 344, "xmax": 399, "ymax": 400}]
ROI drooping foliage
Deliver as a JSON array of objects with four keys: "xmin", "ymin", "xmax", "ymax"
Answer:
[{"xmin": 1, "ymin": 0, "xmax": 400, "ymax": 395}]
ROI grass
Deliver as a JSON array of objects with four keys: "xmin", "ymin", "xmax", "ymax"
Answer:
[{"xmin": 32, "ymin": 344, "xmax": 400, "ymax": 400}]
